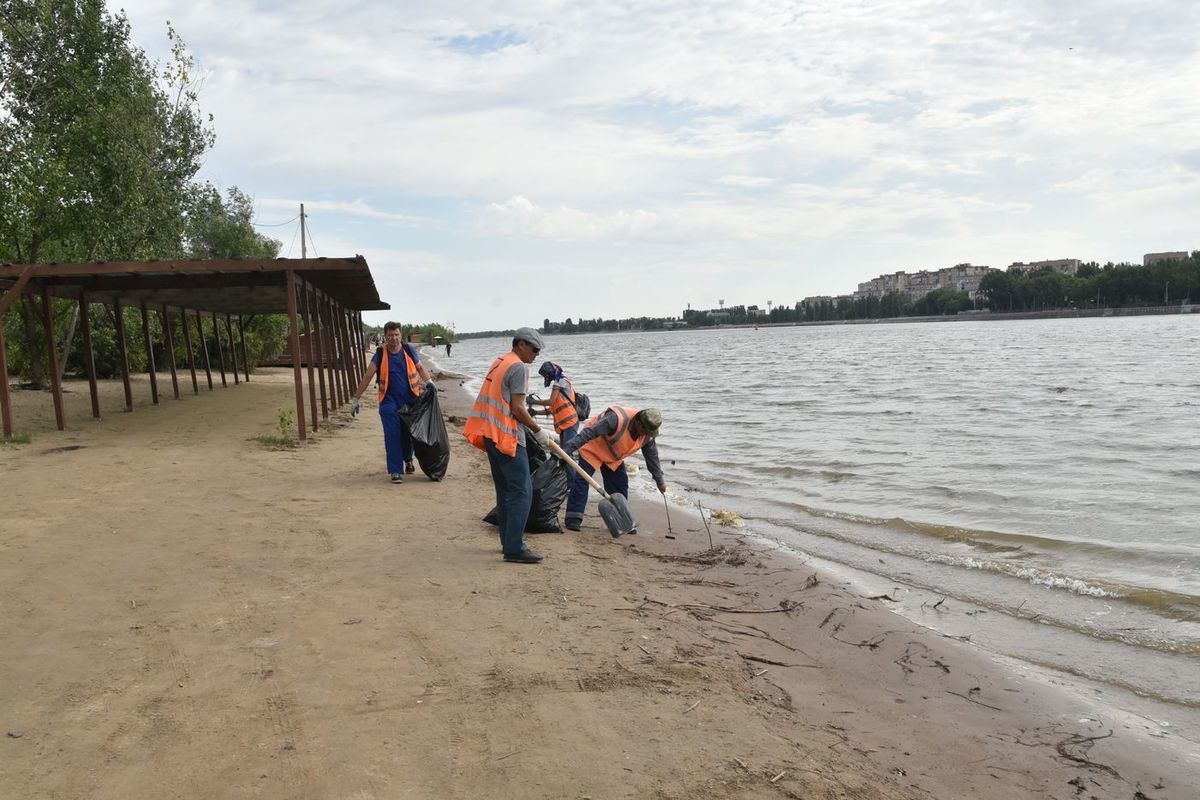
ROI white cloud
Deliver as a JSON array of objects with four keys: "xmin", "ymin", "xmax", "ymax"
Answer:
[{"xmin": 111, "ymin": 0, "xmax": 1200, "ymax": 328}]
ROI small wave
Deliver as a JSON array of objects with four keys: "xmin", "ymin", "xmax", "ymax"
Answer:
[{"xmin": 927, "ymin": 554, "xmax": 1125, "ymax": 598}]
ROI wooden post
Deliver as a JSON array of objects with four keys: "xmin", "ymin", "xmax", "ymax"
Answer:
[
  {"xmin": 79, "ymin": 292, "xmax": 101, "ymax": 419},
  {"xmin": 160, "ymin": 305, "xmax": 180, "ymax": 400},
  {"xmin": 237, "ymin": 315, "xmax": 250, "ymax": 382},
  {"xmin": 357, "ymin": 312, "xmax": 368, "ymax": 374},
  {"xmin": 322, "ymin": 295, "xmax": 340, "ymax": 408},
  {"xmin": 212, "ymin": 311, "xmax": 228, "ymax": 388},
  {"xmin": 113, "ymin": 298, "xmax": 134, "ymax": 412},
  {"xmin": 140, "ymin": 301, "xmax": 159, "ymax": 405},
  {"xmin": 0, "ymin": 268, "xmax": 35, "ymax": 439},
  {"xmin": 41, "ymin": 287, "xmax": 65, "ymax": 429},
  {"xmin": 180, "ymin": 307, "xmax": 199, "ymax": 394},
  {"xmin": 336, "ymin": 303, "xmax": 352, "ymax": 403},
  {"xmin": 311, "ymin": 285, "xmax": 328, "ymax": 421},
  {"xmin": 0, "ymin": 315, "xmax": 12, "ymax": 439},
  {"xmin": 224, "ymin": 314, "xmax": 239, "ymax": 385},
  {"xmin": 285, "ymin": 271, "xmax": 308, "ymax": 442},
  {"xmin": 194, "ymin": 311, "xmax": 213, "ymax": 390},
  {"xmin": 300, "ymin": 278, "xmax": 319, "ymax": 434}
]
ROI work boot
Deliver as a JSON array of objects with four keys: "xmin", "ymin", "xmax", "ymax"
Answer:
[
  {"xmin": 390, "ymin": 473, "xmax": 403, "ymax": 484},
  {"xmin": 503, "ymin": 549, "xmax": 544, "ymax": 564},
  {"xmin": 405, "ymin": 460, "xmax": 416, "ymax": 474}
]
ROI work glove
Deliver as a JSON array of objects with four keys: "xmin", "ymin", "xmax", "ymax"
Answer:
[
  {"xmin": 532, "ymin": 428, "xmax": 551, "ymax": 449},
  {"xmin": 426, "ymin": 380, "xmax": 437, "ymax": 392},
  {"xmin": 351, "ymin": 397, "xmax": 361, "ymax": 416}
]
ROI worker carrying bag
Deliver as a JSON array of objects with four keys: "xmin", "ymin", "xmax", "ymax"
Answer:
[{"xmin": 398, "ymin": 387, "xmax": 450, "ymax": 481}]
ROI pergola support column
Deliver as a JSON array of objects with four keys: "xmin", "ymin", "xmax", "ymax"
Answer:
[
  {"xmin": 311, "ymin": 285, "xmax": 328, "ymax": 421},
  {"xmin": 194, "ymin": 311, "xmax": 213, "ymax": 390},
  {"xmin": 180, "ymin": 307, "xmax": 199, "ymax": 394},
  {"xmin": 79, "ymin": 292, "xmax": 100, "ymax": 419},
  {"xmin": 41, "ymin": 287, "xmax": 65, "ymax": 429},
  {"xmin": 140, "ymin": 302, "xmax": 159, "ymax": 404},
  {"xmin": 113, "ymin": 298, "xmax": 134, "ymax": 412},
  {"xmin": 237, "ymin": 315, "xmax": 250, "ymax": 382},
  {"xmin": 224, "ymin": 314, "xmax": 240, "ymax": 385},
  {"xmin": 212, "ymin": 312, "xmax": 228, "ymax": 388},
  {"xmin": 285, "ymin": 270, "xmax": 308, "ymax": 442},
  {"xmin": 300, "ymin": 278, "xmax": 319, "ymax": 435},
  {"xmin": 160, "ymin": 305, "xmax": 180, "ymax": 400}
]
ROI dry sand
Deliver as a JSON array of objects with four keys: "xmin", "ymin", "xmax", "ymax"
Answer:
[{"xmin": 1, "ymin": 368, "xmax": 1195, "ymax": 799}]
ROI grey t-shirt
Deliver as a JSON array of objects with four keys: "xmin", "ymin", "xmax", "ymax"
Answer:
[{"xmin": 501, "ymin": 361, "xmax": 528, "ymax": 403}]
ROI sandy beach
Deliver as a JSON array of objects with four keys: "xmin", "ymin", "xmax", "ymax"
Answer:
[{"xmin": 1, "ymin": 367, "xmax": 1195, "ymax": 799}]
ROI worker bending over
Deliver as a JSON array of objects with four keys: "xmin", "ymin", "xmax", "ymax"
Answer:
[{"xmin": 561, "ymin": 407, "xmax": 666, "ymax": 532}]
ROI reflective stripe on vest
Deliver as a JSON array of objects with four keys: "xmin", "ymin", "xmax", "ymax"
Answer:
[
  {"xmin": 549, "ymin": 377, "xmax": 578, "ymax": 434},
  {"xmin": 578, "ymin": 406, "xmax": 645, "ymax": 471},
  {"xmin": 463, "ymin": 352, "xmax": 523, "ymax": 456},
  {"xmin": 376, "ymin": 344, "xmax": 422, "ymax": 403}
]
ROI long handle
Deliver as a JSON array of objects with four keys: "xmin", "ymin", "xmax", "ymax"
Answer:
[{"xmin": 546, "ymin": 438, "xmax": 610, "ymax": 499}]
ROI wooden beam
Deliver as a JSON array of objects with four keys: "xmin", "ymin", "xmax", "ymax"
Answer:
[
  {"xmin": 0, "ymin": 315, "xmax": 13, "ymax": 439},
  {"xmin": 311, "ymin": 285, "xmax": 329, "ymax": 421},
  {"xmin": 237, "ymin": 315, "xmax": 250, "ymax": 382},
  {"xmin": 79, "ymin": 292, "xmax": 101, "ymax": 419},
  {"xmin": 181, "ymin": 306, "xmax": 199, "ymax": 394},
  {"xmin": 161, "ymin": 306, "xmax": 180, "ymax": 399},
  {"xmin": 300, "ymin": 277, "xmax": 318, "ymax": 435},
  {"xmin": 140, "ymin": 301, "xmax": 159, "ymax": 405},
  {"xmin": 41, "ymin": 287, "xmax": 65, "ymax": 429},
  {"xmin": 0, "ymin": 256, "xmax": 370, "ymax": 279},
  {"xmin": 0, "ymin": 266, "xmax": 34, "ymax": 315},
  {"xmin": 113, "ymin": 299, "xmax": 134, "ymax": 411},
  {"xmin": 224, "ymin": 314, "xmax": 239, "ymax": 385},
  {"xmin": 194, "ymin": 311, "xmax": 213, "ymax": 391},
  {"xmin": 211, "ymin": 311, "xmax": 228, "ymax": 388},
  {"xmin": 285, "ymin": 271, "xmax": 308, "ymax": 442}
]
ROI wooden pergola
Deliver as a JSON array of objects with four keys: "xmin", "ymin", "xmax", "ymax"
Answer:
[{"xmin": 0, "ymin": 256, "xmax": 389, "ymax": 442}]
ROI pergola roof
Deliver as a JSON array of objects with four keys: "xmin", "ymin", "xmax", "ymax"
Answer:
[{"xmin": 0, "ymin": 256, "xmax": 390, "ymax": 313}]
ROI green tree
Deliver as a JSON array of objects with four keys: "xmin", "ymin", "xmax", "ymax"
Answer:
[{"xmin": 1, "ymin": 0, "xmax": 213, "ymax": 383}]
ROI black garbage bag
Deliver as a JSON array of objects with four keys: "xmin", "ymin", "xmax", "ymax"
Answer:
[
  {"xmin": 482, "ymin": 456, "xmax": 571, "ymax": 533},
  {"xmin": 523, "ymin": 425, "xmax": 549, "ymax": 469},
  {"xmin": 398, "ymin": 388, "xmax": 450, "ymax": 481}
]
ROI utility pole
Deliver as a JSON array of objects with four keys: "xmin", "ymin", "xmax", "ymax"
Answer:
[{"xmin": 300, "ymin": 203, "xmax": 307, "ymax": 259}]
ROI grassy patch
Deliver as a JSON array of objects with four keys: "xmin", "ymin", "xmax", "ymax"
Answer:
[
  {"xmin": 249, "ymin": 434, "xmax": 298, "ymax": 449},
  {"xmin": 1, "ymin": 432, "xmax": 32, "ymax": 446}
]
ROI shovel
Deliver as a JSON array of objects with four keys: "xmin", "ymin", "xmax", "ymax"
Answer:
[{"xmin": 546, "ymin": 438, "xmax": 638, "ymax": 538}]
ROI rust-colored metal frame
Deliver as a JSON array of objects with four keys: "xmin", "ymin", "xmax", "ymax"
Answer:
[{"xmin": 0, "ymin": 257, "xmax": 386, "ymax": 441}]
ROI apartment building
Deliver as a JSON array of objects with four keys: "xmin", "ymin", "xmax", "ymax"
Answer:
[
  {"xmin": 1143, "ymin": 251, "xmax": 1189, "ymax": 266},
  {"xmin": 1007, "ymin": 258, "xmax": 1081, "ymax": 276}
]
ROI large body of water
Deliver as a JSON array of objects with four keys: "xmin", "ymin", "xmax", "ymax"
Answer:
[{"xmin": 434, "ymin": 316, "xmax": 1200, "ymax": 714}]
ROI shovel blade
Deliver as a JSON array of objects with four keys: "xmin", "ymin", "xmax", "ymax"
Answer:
[{"xmin": 598, "ymin": 492, "xmax": 637, "ymax": 538}]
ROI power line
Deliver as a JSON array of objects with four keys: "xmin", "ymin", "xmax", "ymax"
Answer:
[{"xmin": 251, "ymin": 214, "xmax": 299, "ymax": 228}]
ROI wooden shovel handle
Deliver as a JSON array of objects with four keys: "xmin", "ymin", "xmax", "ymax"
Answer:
[{"xmin": 545, "ymin": 438, "xmax": 609, "ymax": 498}]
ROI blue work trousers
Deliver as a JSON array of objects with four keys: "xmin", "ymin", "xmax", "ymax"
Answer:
[
  {"xmin": 564, "ymin": 457, "xmax": 628, "ymax": 528},
  {"xmin": 485, "ymin": 441, "xmax": 532, "ymax": 556},
  {"xmin": 379, "ymin": 397, "xmax": 414, "ymax": 474}
]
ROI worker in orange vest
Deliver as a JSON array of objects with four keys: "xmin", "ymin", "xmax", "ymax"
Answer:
[
  {"xmin": 463, "ymin": 327, "xmax": 550, "ymax": 564},
  {"xmin": 562, "ymin": 407, "xmax": 666, "ymax": 532},
  {"xmin": 527, "ymin": 361, "xmax": 581, "ymax": 445},
  {"xmin": 351, "ymin": 321, "xmax": 433, "ymax": 483}
]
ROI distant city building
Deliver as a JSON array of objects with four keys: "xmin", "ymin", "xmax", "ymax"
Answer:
[
  {"xmin": 853, "ymin": 264, "xmax": 995, "ymax": 301},
  {"xmin": 800, "ymin": 295, "xmax": 839, "ymax": 308},
  {"xmin": 1143, "ymin": 251, "xmax": 1189, "ymax": 266},
  {"xmin": 746, "ymin": 305, "xmax": 767, "ymax": 317},
  {"xmin": 1007, "ymin": 258, "xmax": 1081, "ymax": 276}
]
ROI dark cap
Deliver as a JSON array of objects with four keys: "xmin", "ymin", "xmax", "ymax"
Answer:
[{"xmin": 635, "ymin": 408, "xmax": 661, "ymax": 438}]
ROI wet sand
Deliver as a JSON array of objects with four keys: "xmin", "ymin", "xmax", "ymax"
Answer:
[{"xmin": 1, "ymin": 368, "xmax": 1195, "ymax": 798}]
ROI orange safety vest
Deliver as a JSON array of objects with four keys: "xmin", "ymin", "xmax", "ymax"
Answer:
[
  {"xmin": 548, "ymin": 377, "xmax": 578, "ymax": 434},
  {"xmin": 578, "ymin": 406, "xmax": 645, "ymax": 471},
  {"xmin": 376, "ymin": 344, "xmax": 422, "ymax": 403},
  {"xmin": 464, "ymin": 351, "xmax": 523, "ymax": 456}
]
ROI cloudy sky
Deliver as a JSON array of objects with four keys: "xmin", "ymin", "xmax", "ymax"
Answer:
[{"xmin": 116, "ymin": 1, "xmax": 1200, "ymax": 331}]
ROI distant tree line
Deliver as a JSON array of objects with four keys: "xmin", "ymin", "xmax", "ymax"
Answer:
[
  {"xmin": 2, "ymin": 2, "xmax": 290, "ymax": 384},
  {"xmin": 520, "ymin": 254, "xmax": 1199, "ymax": 334}
]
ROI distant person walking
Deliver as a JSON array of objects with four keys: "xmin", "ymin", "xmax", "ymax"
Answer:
[
  {"xmin": 351, "ymin": 322, "xmax": 434, "ymax": 483},
  {"xmin": 446, "ymin": 340, "xmax": 452, "ymax": 356},
  {"xmin": 527, "ymin": 361, "xmax": 582, "ymax": 445},
  {"xmin": 562, "ymin": 407, "xmax": 666, "ymax": 532},
  {"xmin": 463, "ymin": 328, "xmax": 550, "ymax": 564}
]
